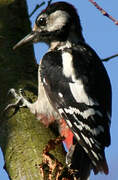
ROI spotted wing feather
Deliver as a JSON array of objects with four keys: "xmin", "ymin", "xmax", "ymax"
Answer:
[{"xmin": 40, "ymin": 43, "xmax": 111, "ymax": 173}]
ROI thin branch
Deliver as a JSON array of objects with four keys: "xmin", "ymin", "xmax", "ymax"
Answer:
[
  {"xmin": 88, "ymin": 0, "xmax": 118, "ymax": 25},
  {"xmin": 29, "ymin": 2, "xmax": 45, "ymax": 17},
  {"xmin": 48, "ymin": 0, "xmax": 53, "ymax": 7},
  {"xmin": 102, "ymin": 54, "xmax": 118, "ymax": 62}
]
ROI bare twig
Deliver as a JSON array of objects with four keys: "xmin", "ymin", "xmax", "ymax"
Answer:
[
  {"xmin": 88, "ymin": 0, "xmax": 118, "ymax": 25},
  {"xmin": 29, "ymin": 2, "xmax": 45, "ymax": 17},
  {"xmin": 102, "ymin": 54, "xmax": 118, "ymax": 62},
  {"xmin": 48, "ymin": 0, "xmax": 53, "ymax": 7}
]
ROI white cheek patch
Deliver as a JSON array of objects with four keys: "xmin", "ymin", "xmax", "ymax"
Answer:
[{"xmin": 47, "ymin": 10, "xmax": 70, "ymax": 32}]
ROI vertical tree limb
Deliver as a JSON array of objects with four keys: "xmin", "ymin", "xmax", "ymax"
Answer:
[{"xmin": 0, "ymin": 0, "xmax": 65, "ymax": 179}]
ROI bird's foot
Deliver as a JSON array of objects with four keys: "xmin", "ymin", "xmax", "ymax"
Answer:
[{"xmin": 4, "ymin": 88, "xmax": 32, "ymax": 111}]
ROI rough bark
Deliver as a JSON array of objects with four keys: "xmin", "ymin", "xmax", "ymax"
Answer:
[{"xmin": 0, "ymin": 0, "xmax": 65, "ymax": 179}]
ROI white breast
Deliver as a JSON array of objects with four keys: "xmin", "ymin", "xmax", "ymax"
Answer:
[{"xmin": 35, "ymin": 65, "xmax": 59, "ymax": 119}]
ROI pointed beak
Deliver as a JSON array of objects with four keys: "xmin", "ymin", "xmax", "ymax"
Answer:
[{"xmin": 13, "ymin": 31, "xmax": 39, "ymax": 50}]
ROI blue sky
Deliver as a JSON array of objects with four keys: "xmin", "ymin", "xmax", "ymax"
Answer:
[{"xmin": 0, "ymin": 0, "xmax": 118, "ymax": 179}]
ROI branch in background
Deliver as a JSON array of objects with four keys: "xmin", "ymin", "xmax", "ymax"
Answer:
[
  {"xmin": 102, "ymin": 54, "xmax": 118, "ymax": 62},
  {"xmin": 48, "ymin": 0, "xmax": 53, "ymax": 7},
  {"xmin": 88, "ymin": 0, "xmax": 118, "ymax": 25},
  {"xmin": 29, "ymin": 2, "xmax": 45, "ymax": 17},
  {"xmin": 29, "ymin": 0, "xmax": 53, "ymax": 18}
]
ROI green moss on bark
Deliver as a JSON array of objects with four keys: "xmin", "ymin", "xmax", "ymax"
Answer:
[{"xmin": 0, "ymin": 0, "xmax": 65, "ymax": 179}]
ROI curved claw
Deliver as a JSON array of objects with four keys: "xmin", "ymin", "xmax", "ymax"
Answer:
[
  {"xmin": 4, "ymin": 88, "xmax": 29, "ymax": 111},
  {"xmin": 4, "ymin": 88, "xmax": 36, "ymax": 115}
]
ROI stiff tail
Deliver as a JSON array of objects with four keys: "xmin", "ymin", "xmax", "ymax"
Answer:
[
  {"xmin": 66, "ymin": 143, "xmax": 91, "ymax": 180},
  {"xmin": 93, "ymin": 153, "xmax": 109, "ymax": 175},
  {"xmin": 59, "ymin": 118, "xmax": 109, "ymax": 179}
]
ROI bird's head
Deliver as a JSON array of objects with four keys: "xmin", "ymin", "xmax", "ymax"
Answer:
[{"xmin": 13, "ymin": 1, "xmax": 84, "ymax": 50}]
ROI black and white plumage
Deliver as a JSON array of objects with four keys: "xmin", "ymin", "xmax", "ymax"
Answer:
[
  {"xmin": 41, "ymin": 42, "xmax": 111, "ymax": 173},
  {"xmin": 12, "ymin": 1, "xmax": 112, "ymax": 179}
]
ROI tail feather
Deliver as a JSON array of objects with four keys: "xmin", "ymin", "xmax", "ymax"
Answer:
[
  {"xmin": 59, "ymin": 119, "xmax": 109, "ymax": 179},
  {"xmin": 102, "ymin": 158, "xmax": 109, "ymax": 174},
  {"xmin": 66, "ymin": 143, "xmax": 91, "ymax": 180},
  {"xmin": 93, "ymin": 155, "xmax": 109, "ymax": 175}
]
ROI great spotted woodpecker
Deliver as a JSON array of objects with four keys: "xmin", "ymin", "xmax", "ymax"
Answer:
[{"xmin": 10, "ymin": 1, "xmax": 112, "ymax": 179}]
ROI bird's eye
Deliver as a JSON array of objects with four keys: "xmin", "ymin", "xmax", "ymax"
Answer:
[{"xmin": 37, "ymin": 17, "xmax": 47, "ymax": 27}]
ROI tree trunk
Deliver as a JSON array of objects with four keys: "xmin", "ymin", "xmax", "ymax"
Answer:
[{"xmin": 0, "ymin": 0, "xmax": 65, "ymax": 179}]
